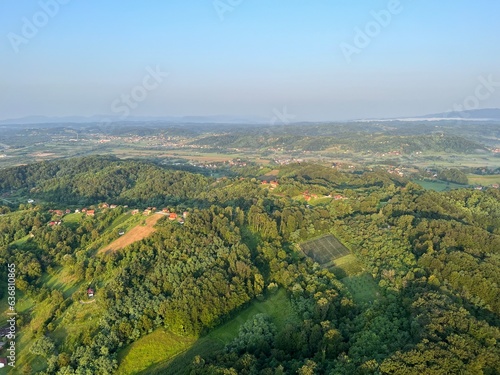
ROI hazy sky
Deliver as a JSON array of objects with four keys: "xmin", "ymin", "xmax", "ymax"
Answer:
[{"xmin": 1, "ymin": 0, "xmax": 499, "ymax": 121}]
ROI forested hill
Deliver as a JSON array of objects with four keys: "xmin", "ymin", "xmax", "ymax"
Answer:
[
  {"xmin": 0, "ymin": 157, "xmax": 499, "ymax": 374},
  {"xmin": 0, "ymin": 156, "xmax": 212, "ymax": 207}
]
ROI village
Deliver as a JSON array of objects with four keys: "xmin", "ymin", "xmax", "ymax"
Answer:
[{"xmin": 47, "ymin": 203, "xmax": 189, "ymax": 227}]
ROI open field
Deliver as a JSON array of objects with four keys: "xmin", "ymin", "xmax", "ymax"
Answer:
[
  {"xmin": 116, "ymin": 330, "xmax": 196, "ymax": 375},
  {"xmin": 330, "ymin": 254, "xmax": 364, "ymax": 279},
  {"xmin": 413, "ymin": 179, "xmax": 468, "ymax": 192},
  {"xmin": 342, "ymin": 273, "xmax": 381, "ymax": 304},
  {"xmin": 99, "ymin": 213, "xmax": 164, "ymax": 254},
  {"xmin": 300, "ymin": 234, "xmax": 350, "ymax": 266},
  {"xmin": 467, "ymin": 174, "xmax": 500, "ymax": 185},
  {"xmin": 133, "ymin": 289, "xmax": 294, "ymax": 375}
]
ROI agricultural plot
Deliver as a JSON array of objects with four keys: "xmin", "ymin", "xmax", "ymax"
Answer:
[
  {"xmin": 99, "ymin": 213, "xmax": 164, "ymax": 254},
  {"xmin": 300, "ymin": 234, "xmax": 350, "ymax": 267}
]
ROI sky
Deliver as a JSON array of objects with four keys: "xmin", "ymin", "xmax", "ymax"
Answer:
[{"xmin": 1, "ymin": 0, "xmax": 499, "ymax": 122}]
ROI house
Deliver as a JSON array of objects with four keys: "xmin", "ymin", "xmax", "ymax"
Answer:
[
  {"xmin": 270, "ymin": 181, "xmax": 279, "ymax": 188},
  {"xmin": 177, "ymin": 218, "xmax": 185, "ymax": 224},
  {"xmin": 49, "ymin": 221, "xmax": 62, "ymax": 226},
  {"xmin": 162, "ymin": 208, "xmax": 170, "ymax": 213},
  {"xmin": 334, "ymin": 195, "xmax": 345, "ymax": 200},
  {"xmin": 110, "ymin": 204, "xmax": 118, "ymax": 209},
  {"xmin": 492, "ymin": 184, "xmax": 499, "ymax": 189},
  {"xmin": 143, "ymin": 209, "xmax": 152, "ymax": 216},
  {"xmin": 119, "ymin": 231, "xmax": 125, "ymax": 236},
  {"xmin": 87, "ymin": 288, "xmax": 94, "ymax": 298},
  {"xmin": 183, "ymin": 211, "xmax": 189, "ymax": 218},
  {"xmin": 131, "ymin": 209, "xmax": 140, "ymax": 215},
  {"xmin": 86, "ymin": 210, "xmax": 95, "ymax": 216},
  {"xmin": 0, "ymin": 358, "xmax": 7, "ymax": 368},
  {"xmin": 81, "ymin": 208, "xmax": 87, "ymax": 213},
  {"xmin": 75, "ymin": 209, "xmax": 80, "ymax": 213},
  {"xmin": 53, "ymin": 210, "xmax": 64, "ymax": 216},
  {"xmin": 65, "ymin": 209, "xmax": 71, "ymax": 214},
  {"xmin": 169, "ymin": 213, "xmax": 178, "ymax": 220},
  {"xmin": 101, "ymin": 203, "xmax": 109, "ymax": 209},
  {"xmin": 27, "ymin": 199, "xmax": 35, "ymax": 204},
  {"xmin": 261, "ymin": 180, "xmax": 269, "ymax": 185}
]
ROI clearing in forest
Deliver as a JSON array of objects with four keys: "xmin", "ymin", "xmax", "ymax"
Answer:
[
  {"xmin": 300, "ymin": 234, "xmax": 350, "ymax": 267},
  {"xmin": 341, "ymin": 273, "xmax": 381, "ymax": 304},
  {"xmin": 122, "ymin": 289, "xmax": 294, "ymax": 375},
  {"xmin": 99, "ymin": 213, "xmax": 164, "ymax": 254}
]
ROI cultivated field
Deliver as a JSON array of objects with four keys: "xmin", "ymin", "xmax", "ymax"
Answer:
[
  {"xmin": 99, "ymin": 213, "xmax": 164, "ymax": 254},
  {"xmin": 467, "ymin": 174, "xmax": 500, "ymax": 185},
  {"xmin": 300, "ymin": 234, "xmax": 350, "ymax": 266}
]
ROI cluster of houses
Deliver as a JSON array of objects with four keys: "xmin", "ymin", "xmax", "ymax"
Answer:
[
  {"xmin": 47, "ymin": 203, "xmax": 189, "ymax": 226},
  {"xmin": 387, "ymin": 167, "xmax": 406, "ymax": 177},
  {"xmin": 131, "ymin": 207, "xmax": 189, "ymax": 224},
  {"xmin": 303, "ymin": 191, "xmax": 346, "ymax": 202},
  {"xmin": 261, "ymin": 180, "xmax": 279, "ymax": 189}
]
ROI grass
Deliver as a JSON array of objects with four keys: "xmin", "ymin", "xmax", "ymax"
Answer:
[
  {"xmin": 39, "ymin": 267, "xmax": 82, "ymax": 299},
  {"xmin": 467, "ymin": 174, "xmax": 500, "ymax": 185},
  {"xmin": 116, "ymin": 330, "xmax": 196, "ymax": 375},
  {"xmin": 341, "ymin": 273, "xmax": 381, "ymax": 305},
  {"xmin": 99, "ymin": 213, "xmax": 164, "ymax": 254},
  {"xmin": 62, "ymin": 212, "xmax": 83, "ymax": 224},
  {"xmin": 9, "ymin": 235, "xmax": 31, "ymax": 248},
  {"xmin": 413, "ymin": 179, "xmax": 468, "ymax": 192},
  {"xmin": 52, "ymin": 299, "xmax": 105, "ymax": 353},
  {"xmin": 130, "ymin": 289, "xmax": 294, "ymax": 375},
  {"xmin": 330, "ymin": 254, "xmax": 364, "ymax": 279}
]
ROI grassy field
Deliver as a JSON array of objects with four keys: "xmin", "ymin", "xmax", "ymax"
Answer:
[
  {"xmin": 467, "ymin": 174, "xmax": 500, "ymax": 185},
  {"xmin": 330, "ymin": 254, "xmax": 364, "ymax": 279},
  {"xmin": 300, "ymin": 234, "xmax": 350, "ymax": 267},
  {"xmin": 116, "ymin": 330, "xmax": 196, "ymax": 375},
  {"xmin": 124, "ymin": 289, "xmax": 294, "ymax": 375},
  {"xmin": 413, "ymin": 179, "xmax": 468, "ymax": 192},
  {"xmin": 342, "ymin": 273, "xmax": 381, "ymax": 304},
  {"xmin": 99, "ymin": 213, "xmax": 165, "ymax": 254},
  {"xmin": 39, "ymin": 267, "xmax": 82, "ymax": 299}
]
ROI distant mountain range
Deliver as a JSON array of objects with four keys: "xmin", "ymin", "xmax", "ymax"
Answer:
[
  {"xmin": 360, "ymin": 108, "xmax": 500, "ymax": 122},
  {"xmin": 1, "ymin": 108, "xmax": 500, "ymax": 125},
  {"xmin": 0, "ymin": 115, "xmax": 269, "ymax": 126}
]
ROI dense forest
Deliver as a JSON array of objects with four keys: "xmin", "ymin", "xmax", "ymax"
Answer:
[{"xmin": 0, "ymin": 156, "xmax": 499, "ymax": 374}]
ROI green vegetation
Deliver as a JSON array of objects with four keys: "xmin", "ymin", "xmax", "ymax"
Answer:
[
  {"xmin": 341, "ymin": 273, "xmax": 381, "ymax": 304},
  {"xmin": 0, "ymin": 156, "xmax": 499, "ymax": 374},
  {"xmin": 437, "ymin": 167, "xmax": 469, "ymax": 185},
  {"xmin": 152, "ymin": 289, "xmax": 294, "ymax": 375},
  {"xmin": 300, "ymin": 234, "xmax": 350, "ymax": 267},
  {"xmin": 330, "ymin": 253, "xmax": 364, "ymax": 279},
  {"xmin": 116, "ymin": 329, "xmax": 195, "ymax": 375}
]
